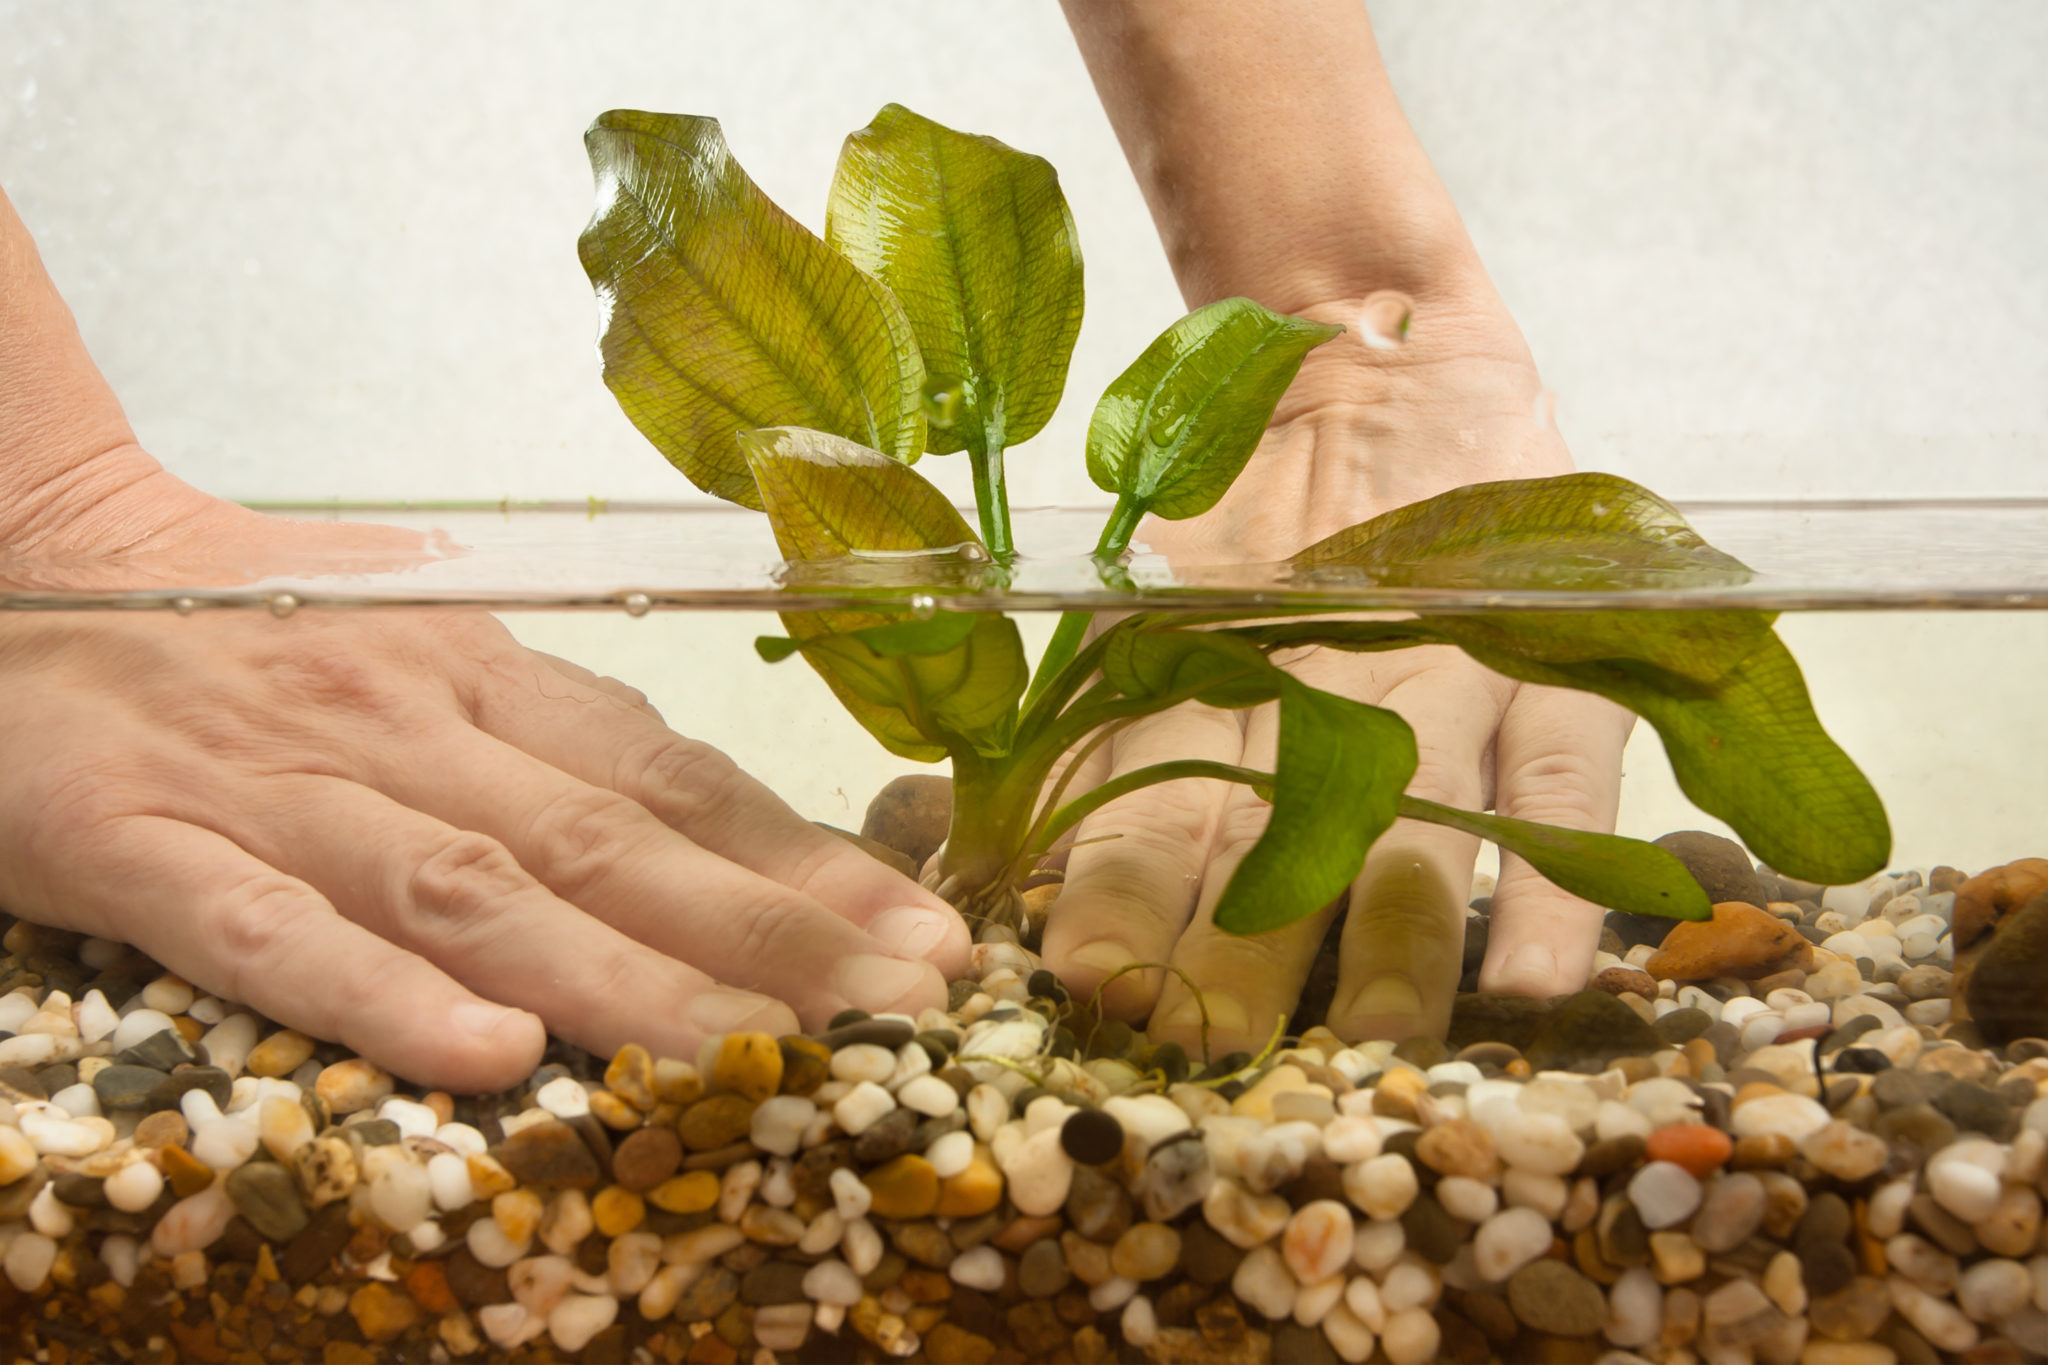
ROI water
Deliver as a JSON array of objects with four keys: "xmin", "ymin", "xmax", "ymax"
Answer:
[{"xmin": 4, "ymin": 499, "xmax": 2046, "ymax": 870}]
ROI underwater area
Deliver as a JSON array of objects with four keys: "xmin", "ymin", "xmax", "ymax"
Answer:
[{"xmin": 5, "ymin": 499, "xmax": 2048, "ymax": 1364}]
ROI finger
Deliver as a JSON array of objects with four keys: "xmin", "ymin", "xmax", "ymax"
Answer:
[
  {"xmin": 352, "ymin": 728, "xmax": 949, "ymax": 1022},
  {"xmin": 1040, "ymin": 700, "xmax": 1247, "ymax": 1020},
  {"xmin": 40, "ymin": 812, "xmax": 545, "ymax": 1092},
  {"xmin": 1479, "ymin": 686, "xmax": 1634, "ymax": 996},
  {"xmin": 464, "ymin": 650, "xmax": 969, "ymax": 977},
  {"xmin": 1326, "ymin": 658, "xmax": 1506, "ymax": 1042},
  {"xmin": 1025, "ymin": 731, "xmax": 1117, "ymax": 882},
  {"xmin": 1144, "ymin": 704, "xmax": 1340, "ymax": 1057},
  {"xmin": 527, "ymin": 649, "xmax": 666, "ymax": 722},
  {"xmin": 229, "ymin": 773, "xmax": 807, "ymax": 1058}
]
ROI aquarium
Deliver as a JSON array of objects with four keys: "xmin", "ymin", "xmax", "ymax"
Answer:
[{"xmin": 4, "ymin": 499, "xmax": 2048, "ymax": 1364}]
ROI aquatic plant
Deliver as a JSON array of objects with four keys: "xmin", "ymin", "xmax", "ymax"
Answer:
[{"xmin": 577, "ymin": 104, "xmax": 1889, "ymax": 936}]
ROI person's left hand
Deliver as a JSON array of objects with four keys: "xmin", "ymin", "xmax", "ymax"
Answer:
[{"xmin": 1040, "ymin": 290, "xmax": 1636, "ymax": 1056}]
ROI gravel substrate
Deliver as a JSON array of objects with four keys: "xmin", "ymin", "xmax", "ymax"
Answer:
[{"xmin": 5, "ymin": 852, "xmax": 2048, "ymax": 1365}]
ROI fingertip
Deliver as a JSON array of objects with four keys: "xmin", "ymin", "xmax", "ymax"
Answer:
[
  {"xmin": 1328, "ymin": 972, "xmax": 1427, "ymax": 1044},
  {"xmin": 1477, "ymin": 940, "xmax": 1566, "ymax": 997},
  {"xmin": 388, "ymin": 1002, "xmax": 547, "ymax": 1093},
  {"xmin": 1147, "ymin": 986, "xmax": 1264, "ymax": 1061},
  {"xmin": 869, "ymin": 903, "xmax": 972, "ymax": 980},
  {"xmin": 1049, "ymin": 940, "xmax": 1162, "ymax": 1022}
]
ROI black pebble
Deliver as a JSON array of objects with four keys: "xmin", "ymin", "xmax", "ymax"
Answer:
[
  {"xmin": 1060, "ymin": 1108, "xmax": 1124, "ymax": 1165},
  {"xmin": 826, "ymin": 1008, "xmax": 871, "ymax": 1031},
  {"xmin": 1833, "ymin": 1047, "xmax": 1891, "ymax": 1074},
  {"xmin": 1026, "ymin": 968, "xmax": 1065, "ymax": 1001}
]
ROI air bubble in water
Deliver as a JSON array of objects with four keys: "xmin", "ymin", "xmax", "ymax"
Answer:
[
  {"xmin": 1358, "ymin": 290, "xmax": 1414, "ymax": 350},
  {"xmin": 171, "ymin": 597, "xmax": 197, "ymax": 617},
  {"xmin": 957, "ymin": 542, "xmax": 990, "ymax": 564},
  {"xmin": 266, "ymin": 593, "xmax": 300, "ymax": 619},
  {"xmin": 622, "ymin": 592, "xmax": 652, "ymax": 617},
  {"xmin": 909, "ymin": 594, "xmax": 937, "ymax": 620}
]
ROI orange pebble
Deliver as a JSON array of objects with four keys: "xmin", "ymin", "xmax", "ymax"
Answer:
[{"xmin": 1643, "ymin": 1123, "xmax": 1734, "ymax": 1177}]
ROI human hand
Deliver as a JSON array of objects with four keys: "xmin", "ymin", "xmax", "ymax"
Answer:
[
  {"xmin": 0, "ymin": 581, "xmax": 970, "ymax": 1092},
  {"xmin": 1041, "ymin": 297, "xmax": 1634, "ymax": 1054}
]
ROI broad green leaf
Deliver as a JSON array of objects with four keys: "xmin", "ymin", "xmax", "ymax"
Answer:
[
  {"xmin": 773, "ymin": 613, "xmax": 1028, "ymax": 762},
  {"xmin": 1087, "ymin": 299, "xmax": 1343, "ymax": 520},
  {"xmin": 740, "ymin": 427, "xmax": 1019, "ymax": 760},
  {"xmin": 579, "ymin": 111, "xmax": 925, "ymax": 508},
  {"xmin": 827, "ymin": 104, "xmax": 1083, "ymax": 458},
  {"xmin": 1099, "ymin": 626, "xmax": 1281, "ymax": 711},
  {"xmin": 1458, "ymin": 633, "xmax": 1890, "ymax": 886},
  {"xmin": 1400, "ymin": 797, "xmax": 1711, "ymax": 921},
  {"xmin": 1293, "ymin": 474, "xmax": 1767, "ymax": 683},
  {"xmin": 740, "ymin": 427, "xmax": 977, "ymax": 560},
  {"xmin": 1211, "ymin": 678, "xmax": 1417, "ymax": 934}
]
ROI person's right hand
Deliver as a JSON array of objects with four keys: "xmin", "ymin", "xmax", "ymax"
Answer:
[{"xmin": 0, "ymin": 597, "xmax": 970, "ymax": 1092}]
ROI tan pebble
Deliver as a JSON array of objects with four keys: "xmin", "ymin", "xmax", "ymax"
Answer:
[
  {"xmin": 1650, "ymin": 1230, "xmax": 1704, "ymax": 1284},
  {"xmin": 676, "ymin": 1093, "xmax": 756, "ymax": 1149},
  {"xmin": 1279, "ymin": 1199, "xmax": 1353, "ymax": 1283},
  {"xmin": 1764, "ymin": 1249, "xmax": 1806, "ymax": 1316},
  {"xmin": 991, "ymin": 1214, "xmax": 1064, "ymax": 1253},
  {"xmin": 651, "ymin": 1057, "xmax": 704, "ymax": 1106},
  {"xmin": 1977, "ymin": 1185, "xmax": 2042, "ymax": 1258},
  {"xmin": 1662, "ymin": 1285, "xmax": 1701, "ymax": 1349},
  {"xmin": 648, "ymin": 1170, "xmax": 720, "ymax": 1215},
  {"xmin": 1414, "ymin": 1119, "xmax": 1497, "ymax": 1180},
  {"xmin": 0, "ymin": 1125, "xmax": 36, "ymax": 1184},
  {"xmin": 739, "ymin": 1203, "xmax": 805, "ymax": 1245},
  {"xmin": 347, "ymin": 1282, "xmax": 421, "ymax": 1343},
  {"xmin": 605, "ymin": 1043, "xmax": 656, "ymax": 1111},
  {"xmin": 935, "ymin": 1145, "xmax": 1003, "ymax": 1219},
  {"xmin": 492, "ymin": 1187, "xmax": 543, "ymax": 1242},
  {"xmin": 1369, "ymin": 1068, "xmax": 1427, "ymax": 1121},
  {"xmin": 171, "ymin": 1015, "xmax": 204, "ymax": 1044},
  {"xmin": 864, "ymin": 1155, "xmax": 939, "ymax": 1220},
  {"xmin": 711, "ymin": 1032, "xmax": 784, "ymax": 1102},
  {"xmin": 1110, "ymin": 1222, "xmax": 1181, "ymax": 1281},
  {"xmin": 294, "ymin": 1134, "xmax": 355, "ymax": 1208},
  {"xmin": 1802, "ymin": 1120, "xmax": 1890, "ymax": 1182},
  {"xmin": 1060, "ymin": 1230, "xmax": 1113, "ymax": 1287},
  {"xmin": 315, "ymin": 1059, "xmax": 394, "ymax": 1116},
  {"xmin": 161, "ymin": 1144, "xmax": 215, "ymax": 1199},
  {"xmin": 244, "ymin": 1029, "xmax": 316, "ymax": 1079},
  {"xmin": 1756, "ymin": 1171, "xmax": 1809, "ymax": 1239},
  {"xmin": 464, "ymin": 1153, "xmax": 515, "ymax": 1199},
  {"xmin": 588, "ymin": 1089, "xmax": 643, "ymax": 1131},
  {"xmin": 1732, "ymin": 1133, "xmax": 1797, "ymax": 1169},
  {"xmin": 1230, "ymin": 1064, "xmax": 1326, "ymax": 1121},
  {"xmin": 591, "ymin": 1184, "xmax": 645, "ymax": 1237},
  {"xmin": 420, "ymin": 1091, "xmax": 454, "ymax": 1126}
]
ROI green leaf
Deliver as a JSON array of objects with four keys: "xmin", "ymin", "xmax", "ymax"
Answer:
[
  {"xmin": 1399, "ymin": 797, "xmax": 1711, "ymax": 921},
  {"xmin": 739, "ymin": 427, "xmax": 1019, "ymax": 760},
  {"xmin": 1211, "ymin": 678, "xmax": 1418, "ymax": 935},
  {"xmin": 1458, "ymin": 633, "xmax": 1891, "ymax": 886},
  {"xmin": 780, "ymin": 614, "xmax": 1028, "ymax": 761},
  {"xmin": 827, "ymin": 104, "xmax": 1083, "ymax": 458},
  {"xmin": 755, "ymin": 635, "xmax": 804, "ymax": 663},
  {"xmin": 578, "ymin": 111, "xmax": 925, "ymax": 508},
  {"xmin": 1099, "ymin": 626, "xmax": 1281, "ymax": 711},
  {"xmin": 1087, "ymin": 298, "xmax": 1343, "ymax": 520},
  {"xmin": 1294, "ymin": 474, "xmax": 1766, "ymax": 683},
  {"xmin": 740, "ymin": 427, "xmax": 978, "ymax": 560}
]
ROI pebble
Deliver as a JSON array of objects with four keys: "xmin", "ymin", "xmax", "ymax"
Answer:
[
  {"xmin": 1628, "ymin": 1161, "xmax": 1703, "ymax": 1229},
  {"xmin": 1507, "ymin": 1258, "xmax": 1607, "ymax": 1335}
]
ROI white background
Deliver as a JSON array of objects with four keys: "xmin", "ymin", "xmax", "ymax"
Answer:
[{"xmin": 4, "ymin": 2, "xmax": 2045, "ymax": 871}]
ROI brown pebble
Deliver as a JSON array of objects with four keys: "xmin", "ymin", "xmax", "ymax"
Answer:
[
  {"xmin": 132, "ymin": 1110, "xmax": 189, "ymax": 1150},
  {"xmin": 677, "ymin": 1094, "xmax": 758, "ymax": 1151},
  {"xmin": 1592, "ymin": 966, "xmax": 1658, "ymax": 998},
  {"xmin": 1415, "ymin": 1118, "xmax": 1498, "ymax": 1180},
  {"xmin": 1731, "ymin": 1133, "xmax": 1796, "ymax": 1169},
  {"xmin": 161, "ymin": 1144, "xmax": 215, "ymax": 1199},
  {"xmin": 777, "ymin": 1036, "xmax": 832, "ymax": 1096},
  {"xmin": 611, "ymin": 1125, "xmax": 683, "ymax": 1192},
  {"xmin": 865, "ymin": 1155, "xmax": 940, "ymax": 1220}
]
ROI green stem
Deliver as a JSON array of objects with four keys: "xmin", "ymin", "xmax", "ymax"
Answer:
[
  {"xmin": 966, "ymin": 404, "xmax": 1013, "ymax": 560},
  {"xmin": 1095, "ymin": 492, "xmax": 1145, "ymax": 560},
  {"xmin": 1031, "ymin": 759, "xmax": 1274, "ymax": 856},
  {"xmin": 1020, "ymin": 493, "xmax": 1147, "ymax": 713}
]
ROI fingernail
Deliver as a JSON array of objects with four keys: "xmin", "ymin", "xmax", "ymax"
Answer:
[
  {"xmin": 1347, "ymin": 974, "xmax": 1423, "ymax": 1037},
  {"xmin": 834, "ymin": 954, "xmax": 938, "ymax": 1013},
  {"xmin": 1067, "ymin": 941, "xmax": 1137, "ymax": 982},
  {"xmin": 452, "ymin": 1001, "xmax": 529, "ymax": 1041},
  {"xmin": 689, "ymin": 991, "xmax": 789, "ymax": 1035},
  {"xmin": 1490, "ymin": 943, "xmax": 1560, "ymax": 993},
  {"xmin": 867, "ymin": 905, "xmax": 955, "ymax": 960},
  {"xmin": 1156, "ymin": 991, "xmax": 1249, "ymax": 1045}
]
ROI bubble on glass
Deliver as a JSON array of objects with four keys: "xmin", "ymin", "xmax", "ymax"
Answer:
[
  {"xmin": 621, "ymin": 591, "xmax": 652, "ymax": 618},
  {"xmin": 266, "ymin": 593, "xmax": 300, "ymax": 619},
  {"xmin": 909, "ymin": 594, "xmax": 937, "ymax": 620},
  {"xmin": 171, "ymin": 597, "xmax": 197, "ymax": 617}
]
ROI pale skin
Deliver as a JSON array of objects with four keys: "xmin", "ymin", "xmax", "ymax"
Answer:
[
  {"xmin": 2, "ymin": 2, "xmax": 1624, "ymax": 1087},
  {"xmin": 0, "ymin": 185, "xmax": 972, "ymax": 1092},
  {"xmin": 1048, "ymin": 0, "xmax": 1634, "ymax": 1050}
]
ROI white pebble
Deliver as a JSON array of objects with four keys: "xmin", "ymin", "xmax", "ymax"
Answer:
[
  {"xmin": 428, "ymin": 1152, "xmax": 474, "ymax": 1212},
  {"xmin": 151, "ymin": 1183, "xmax": 233, "ymax": 1257},
  {"xmin": 1606, "ymin": 1265, "xmax": 1662, "ymax": 1347},
  {"xmin": 534, "ymin": 1076, "xmax": 590, "ymax": 1119},
  {"xmin": 50, "ymin": 1082, "xmax": 100, "ymax": 1120},
  {"xmin": 841, "ymin": 1217, "xmax": 882, "ymax": 1276},
  {"xmin": 190, "ymin": 1115, "xmax": 259, "ymax": 1170},
  {"xmin": 3, "ymin": 1232, "xmax": 56, "ymax": 1292},
  {"xmin": 1091, "ymin": 1275, "xmax": 1138, "ymax": 1312},
  {"xmin": 829, "ymin": 1166, "xmax": 873, "ymax": 1220},
  {"xmin": 1342, "ymin": 1154, "xmax": 1417, "ymax": 1220},
  {"xmin": 1381, "ymin": 1305, "xmax": 1441, "ymax": 1365},
  {"xmin": 802, "ymin": 1258, "xmax": 863, "ymax": 1306},
  {"xmin": 1627, "ymin": 1161, "xmax": 1702, "ymax": 1229},
  {"xmin": 1000, "ymin": 1125, "xmax": 1075, "ymax": 1216},
  {"xmin": 108, "ymin": 1008, "xmax": 178, "ymax": 1054},
  {"xmin": 1493, "ymin": 1112, "xmax": 1583, "ymax": 1176},
  {"xmin": 1436, "ymin": 1176, "xmax": 1497, "ymax": 1224},
  {"xmin": 749, "ymin": 1095, "xmax": 816, "ymax": 1157},
  {"xmin": 140, "ymin": 974, "xmax": 196, "ymax": 1015},
  {"xmin": 1232, "ymin": 1244, "xmax": 1298, "ymax": 1321},
  {"xmin": 105, "ymin": 1159, "xmax": 165, "ymax": 1213},
  {"xmin": 830, "ymin": 1043, "xmax": 897, "ymax": 1085},
  {"xmin": 949, "ymin": 1245, "xmax": 1004, "ymax": 1291},
  {"xmin": 1889, "ymin": 1274, "xmax": 1980, "ymax": 1353},
  {"xmin": 1730, "ymin": 1092, "xmax": 1831, "ymax": 1142},
  {"xmin": 1957, "ymin": 1257, "xmax": 2033, "ymax": 1321},
  {"xmin": 377, "ymin": 1098, "xmax": 440, "ymax": 1141},
  {"xmin": 548, "ymin": 1294, "xmax": 618, "ymax": 1354},
  {"xmin": 1380, "ymin": 1258, "xmax": 1439, "ymax": 1312},
  {"xmin": 198, "ymin": 1013, "xmax": 258, "ymax": 1078},
  {"xmin": 1473, "ymin": 1206, "xmax": 1552, "ymax": 1281},
  {"xmin": 74, "ymin": 990, "xmax": 119, "ymax": 1044},
  {"xmin": 896, "ymin": 1074, "xmax": 960, "ymax": 1118},
  {"xmin": 926, "ymin": 1129, "xmax": 974, "ymax": 1179},
  {"xmin": 368, "ymin": 1159, "xmax": 433, "ymax": 1233},
  {"xmin": 1122, "ymin": 1294, "xmax": 1158, "ymax": 1349},
  {"xmin": 1321, "ymin": 1115, "xmax": 1381, "ymax": 1164},
  {"xmin": 832, "ymin": 1081, "xmax": 896, "ymax": 1136}
]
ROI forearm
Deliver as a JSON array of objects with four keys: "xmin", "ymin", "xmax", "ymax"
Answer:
[
  {"xmin": 0, "ymin": 184, "xmax": 173, "ymax": 551},
  {"xmin": 1061, "ymin": 0, "xmax": 1485, "ymax": 314}
]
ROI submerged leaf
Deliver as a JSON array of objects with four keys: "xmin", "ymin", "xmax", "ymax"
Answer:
[
  {"xmin": 828, "ymin": 104, "xmax": 1083, "ymax": 458},
  {"xmin": 1401, "ymin": 798, "xmax": 1711, "ymax": 921},
  {"xmin": 741, "ymin": 427, "xmax": 1020, "ymax": 760},
  {"xmin": 1460, "ymin": 633, "xmax": 1890, "ymax": 886},
  {"xmin": 1210, "ymin": 678, "xmax": 1417, "ymax": 935},
  {"xmin": 579, "ymin": 111, "xmax": 925, "ymax": 508},
  {"xmin": 1087, "ymin": 299, "xmax": 1342, "ymax": 520},
  {"xmin": 1295, "ymin": 474, "xmax": 1767, "ymax": 683}
]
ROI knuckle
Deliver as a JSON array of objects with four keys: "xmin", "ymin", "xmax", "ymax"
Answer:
[
  {"xmin": 722, "ymin": 893, "xmax": 824, "ymax": 982},
  {"xmin": 628, "ymin": 737, "xmax": 747, "ymax": 827},
  {"xmin": 404, "ymin": 831, "xmax": 535, "ymax": 933},
  {"xmin": 522, "ymin": 787, "xmax": 646, "ymax": 898},
  {"xmin": 213, "ymin": 873, "xmax": 324, "ymax": 987},
  {"xmin": 1210, "ymin": 799, "xmax": 1275, "ymax": 866}
]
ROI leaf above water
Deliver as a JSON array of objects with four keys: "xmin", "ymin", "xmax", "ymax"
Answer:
[
  {"xmin": 827, "ymin": 104, "xmax": 1083, "ymax": 460},
  {"xmin": 579, "ymin": 111, "xmax": 925, "ymax": 509}
]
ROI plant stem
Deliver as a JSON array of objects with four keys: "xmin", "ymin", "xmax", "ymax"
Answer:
[
  {"xmin": 1031, "ymin": 759, "xmax": 1273, "ymax": 855},
  {"xmin": 966, "ymin": 401, "xmax": 1013, "ymax": 560},
  {"xmin": 1020, "ymin": 494, "xmax": 1146, "ymax": 714}
]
